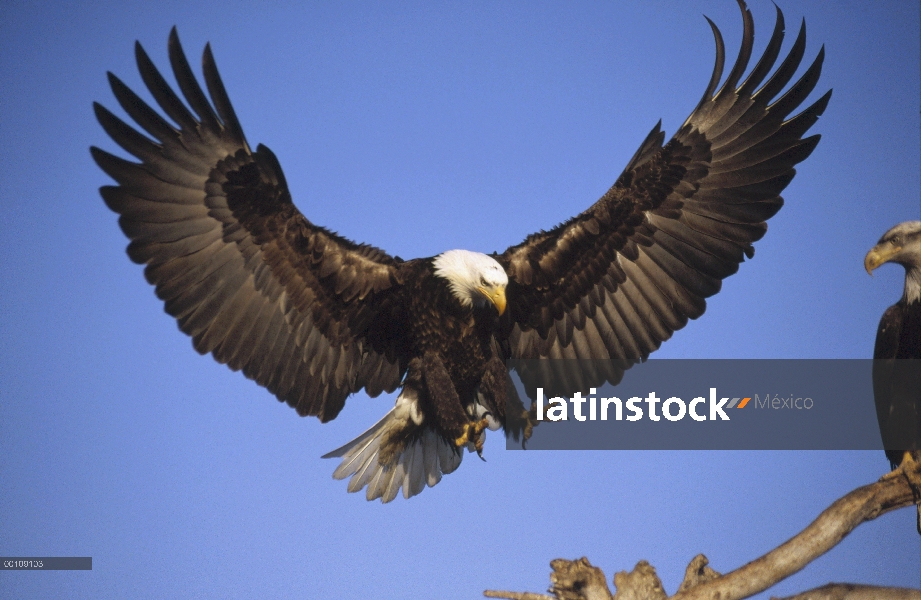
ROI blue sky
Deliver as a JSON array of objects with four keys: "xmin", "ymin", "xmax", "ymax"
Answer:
[{"xmin": 1, "ymin": 1, "xmax": 919, "ymax": 598}]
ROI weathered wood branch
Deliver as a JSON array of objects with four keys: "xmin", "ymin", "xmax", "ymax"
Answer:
[
  {"xmin": 772, "ymin": 583, "xmax": 921, "ymax": 600},
  {"xmin": 484, "ymin": 592, "xmax": 555, "ymax": 600},
  {"xmin": 484, "ymin": 461, "xmax": 921, "ymax": 600}
]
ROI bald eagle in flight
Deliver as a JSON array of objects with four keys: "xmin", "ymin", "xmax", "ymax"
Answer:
[
  {"xmin": 93, "ymin": 0, "xmax": 829, "ymax": 502},
  {"xmin": 865, "ymin": 221, "xmax": 921, "ymax": 529}
]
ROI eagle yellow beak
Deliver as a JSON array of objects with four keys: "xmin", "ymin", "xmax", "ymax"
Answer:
[
  {"xmin": 478, "ymin": 285, "xmax": 507, "ymax": 316},
  {"xmin": 865, "ymin": 243, "xmax": 901, "ymax": 275}
]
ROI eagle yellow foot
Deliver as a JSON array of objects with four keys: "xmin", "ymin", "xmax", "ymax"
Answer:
[
  {"xmin": 454, "ymin": 417, "xmax": 490, "ymax": 458},
  {"xmin": 881, "ymin": 452, "xmax": 921, "ymax": 534},
  {"xmin": 880, "ymin": 451, "xmax": 919, "ymax": 481}
]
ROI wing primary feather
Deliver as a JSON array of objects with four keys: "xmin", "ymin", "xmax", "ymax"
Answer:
[
  {"xmin": 107, "ymin": 72, "xmax": 178, "ymax": 143},
  {"xmin": 737, "ymin": 4, "xmax": 786, "ymax": 96},
  {"xmin": 714, "ymin": 129, "xmax": 820, "ymax": 174},
  {"xmin": 765, "ymin": 46, "xmax": 825, "ymax": 118},
  {"xmin": 126, "ymin": 226, "xmax": 222, "ymax": 266},
  {"xmin": 94, "ymin": 106, "xmax": 207, "ymax": 187},
  {"xmin": 202, "ymin": 43, "xmax": 249, "ymax": 149},
  {"xmin": 777, "ymin": 90, "xmax": 831, "ymax": 139},
  {"xmin": 93, "ymin": 103, "xmax": 160, "ymax": 162},
  {"xmin": 146, "ymin": 236, "xmax": 222, "ymax": 287},
  {"xmin": 684, "ymin": 16, "xmax": 725, "ymax": 127},
  {"xmin": 711, "ymin": 0, "xmax": 754, "ymax": 103},
  {"xmin": 645, "ymin": 213, "xmax": 743, "ymax": 263},
  {"xmin": 753, "ymin": 19, "xmax": 807, "ymax": 104},
  {"xmin": 644, "ymin": 233, "xmax": 725, "ymax": 292},
  {"xmin": 100, "ymin": 188, "xmax": 208, "ymax": 224},
  {"xmin": 134, "ymin": 41, "xmax": 199, "ymax": 132},
  {"xmin": 91, "ymin": 150, "xmax": 203, "ymax": 207},
  {"xmin": 166, "ymin": 28, "xmax": 223, "ymax": 133}
]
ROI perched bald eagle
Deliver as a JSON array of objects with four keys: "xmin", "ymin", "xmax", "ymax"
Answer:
[
  {"xmin": 93, "ymin": 0, "xmax": 829, "ymax": 502},
  {"xmin": 865, "ymin": 221, "xmax": 921, "ymax": 529}
]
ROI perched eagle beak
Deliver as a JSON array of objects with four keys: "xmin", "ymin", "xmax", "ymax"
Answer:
[
  {"xmin": 478, "ymin": 285, "xmax": 507, "ymax": 316},
  {"xmin": 865, "ymin": 242, "xmax": 901, "ymax": 275}
]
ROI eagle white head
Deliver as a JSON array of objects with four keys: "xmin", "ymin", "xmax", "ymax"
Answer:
[{"xmin": 433, "ymin": 250, "xmax": 508, "ymax": 314}]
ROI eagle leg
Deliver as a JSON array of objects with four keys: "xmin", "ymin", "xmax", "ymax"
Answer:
[
  {"xmin": 477, "ymin": 354, "xmax": 538, "ymax": 447},
  {"xmin": 422, "ymin": 351, "xmax": 477, "ymax": 445}
]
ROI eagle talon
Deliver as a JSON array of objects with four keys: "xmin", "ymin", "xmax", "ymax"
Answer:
[
  {"xmin": 523, "ymin": 407, "xmax": 536, "ymax": 443},
  {"xmin": 455, "ymin": 417, "xmax": 490, "ymax": 457},
  {"xmin": 880, "ymin": 452, "xmax": 917, "ymax": 481}
]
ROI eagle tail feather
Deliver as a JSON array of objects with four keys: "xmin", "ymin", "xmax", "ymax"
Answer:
[{"xmin": 321, "ymin": 390, "xmax": 462, "ymax": 502}]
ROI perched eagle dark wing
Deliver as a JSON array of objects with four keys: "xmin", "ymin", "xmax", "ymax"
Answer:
[
  {"xmin": 92, "ymin": 28, "xmax": 406, "ymax": 421},
  {"xmin": 872, "ymin": 303, "xmax": 921, "ymax": 470},
  {"xmin": 498, "ymin": 2, "xmax": 830, "ymax": 369}
]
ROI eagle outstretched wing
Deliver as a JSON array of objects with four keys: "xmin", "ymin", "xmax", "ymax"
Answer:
[
  {"xmin": 92, "ymin": 28, "xmax": 406, "ymax": 422},
  {"xmin": 498, "ymin": 1, "xmax": 830, "ymax": 368}
]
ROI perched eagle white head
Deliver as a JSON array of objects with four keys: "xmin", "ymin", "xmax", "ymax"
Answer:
[{"xmin": 865, "ymin": 220, "xmax": 921, "ymax": 304}]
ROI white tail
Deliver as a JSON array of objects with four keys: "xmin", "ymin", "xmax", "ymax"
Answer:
[{"xmin": 322, "ymin": 389, "xmax": 463, "ymax": 502}]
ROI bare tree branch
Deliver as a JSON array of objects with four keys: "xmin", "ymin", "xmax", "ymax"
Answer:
[
  {"xmin": 670, "ymin": 461, "xmax": 920, "ymax": 600},
  {"xmin": 772, "ymin": 583, "xmax": 921, "ymax": 600},
  {"xmin": 676, "ymin": 555, "xmax": 720, "ymax": 594},
  {"xmin": 484, "ymin": 461, "xmax": 921, "ymax": 600},
  {"xmin": 484, "ymin": 592, "xmax": 555, "ymax": 600}
]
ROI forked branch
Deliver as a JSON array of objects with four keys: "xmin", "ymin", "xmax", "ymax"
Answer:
[{"xmin": 485, "ymin": 460, "xmax": 921, "ymax": 600}]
